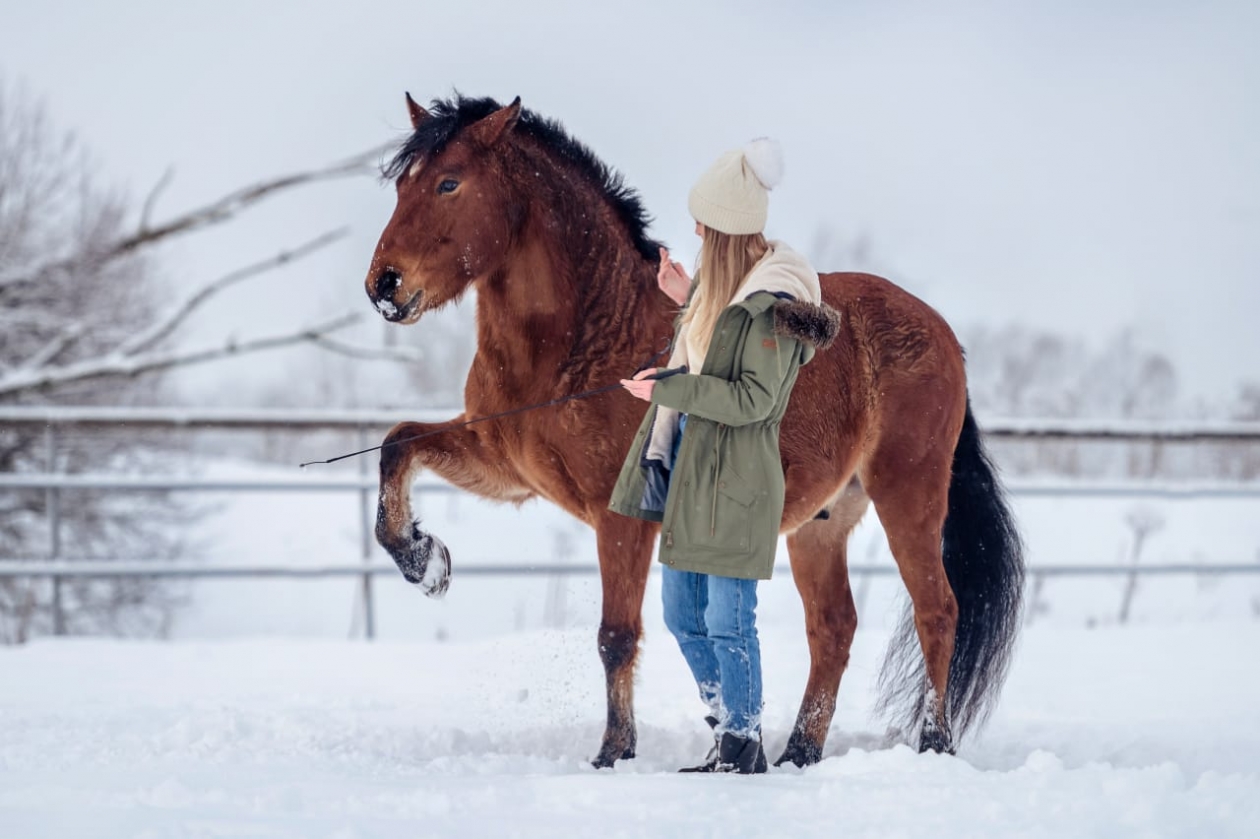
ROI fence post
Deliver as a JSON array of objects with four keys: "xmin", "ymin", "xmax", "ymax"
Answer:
[
  {"xmin": 1119, "ymin": 510, "xmax": 1163, "ymax": 624},
  {"xmin": 45, "ymin": 425, "xmax": 66, "ymax": 636},
  {"xmin": 357, "ymin": 424, "xmax": 376, "ymax": 641},
  {"xmin": 51, "ymin": 575, "xmax": 66, "ymax": 636},
  {"xmin": 1025, "ymin": 572, "xmax": 1045, "ymax": 626},
  {"xmin": 543, "ymin": 529, "xmax": 572, "ymax": 629},
  {"xmin": 853, "ymin": 569, "xmax": 871, "ymax": 620}
]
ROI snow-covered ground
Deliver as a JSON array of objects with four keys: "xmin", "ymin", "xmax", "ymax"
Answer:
[
  {"xmin": 2, "ymin": 624, "xmax": 1257, "ymax": 837},
  {"xmin": 3, "ymin": 459, "xmax": 1259, "ymax": 836}
]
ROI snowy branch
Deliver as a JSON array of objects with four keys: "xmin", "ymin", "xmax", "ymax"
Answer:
[
  {"xmin": 0, "ymin": 145, "xmax": 390, "ymax": 294},
  {"xmin": 0, "ymin": 314, "xmax": 361, "ymax": 398},
  {"xmin": 138, "ymin": 167, "xmax": 175, "ymax": 234},
  {"xmin": 307, "ymin": 335, "xmax": 426, "ymax": 364},
  {"xmin": 17, "ymin": 324, "xmax": 85, "ymax": 371},
  {"xmin": 119, "ymin": 228, "xmax": 350, "ymax": 357}
]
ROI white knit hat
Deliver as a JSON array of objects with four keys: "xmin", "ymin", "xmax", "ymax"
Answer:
[{"xmin": 688, "ymin": 138, "xmax": 784, "ymax": 235}]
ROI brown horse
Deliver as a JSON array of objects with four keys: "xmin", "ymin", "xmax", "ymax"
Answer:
[{"xmin": 364, "ymin": 94, "xmax": 1024, "ymax": 768}]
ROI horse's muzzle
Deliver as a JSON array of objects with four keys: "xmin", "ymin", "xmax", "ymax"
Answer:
[
  {"xmin": 369, "ymin": 268, "xmax": 421, "ymax": 322},
  {"xmin": 374, "ymin": 268, "xmax": 402, "ymax": 300}
]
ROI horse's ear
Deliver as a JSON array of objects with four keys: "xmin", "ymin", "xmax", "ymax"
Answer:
[
  {"xmin": 405, "ymin": 92, "xmax": 430, "ymax": 129},
  {"xmin": 467, "ymin": 97, "xmax": 521, "ymax": 147}
]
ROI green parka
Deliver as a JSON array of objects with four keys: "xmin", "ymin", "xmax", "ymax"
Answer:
[{"xmin": 608, "ymin": 283, "xmax": 841, "ymax": 580}]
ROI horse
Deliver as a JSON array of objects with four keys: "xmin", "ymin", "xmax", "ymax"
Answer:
[{"xmin": 363, "ymin": 93, "xmax": 1024, "ymax": 768}]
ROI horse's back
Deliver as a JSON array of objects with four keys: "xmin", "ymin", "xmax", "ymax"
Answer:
[
  {"xmin": 779, "ymin": 270, "xmax": 968, "ymax": 525},
  {"xmin": 819, "ymin": 271, "xmax": 964, "ymax": 375}
]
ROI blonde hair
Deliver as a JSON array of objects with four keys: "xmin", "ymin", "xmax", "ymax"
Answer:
[{"xmin": 681, "ymin": 227, "xmax": 770, "ymax": 362}]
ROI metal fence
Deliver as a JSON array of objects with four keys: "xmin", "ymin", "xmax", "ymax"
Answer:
[{"xmin": 3, "ymin": 405, "xmax": 1259, "ymax": 638}]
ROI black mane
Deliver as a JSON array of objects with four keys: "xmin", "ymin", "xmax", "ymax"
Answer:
[{"xmin": 383, "ymin": 94, "xmax": 662, "ymax": 261}]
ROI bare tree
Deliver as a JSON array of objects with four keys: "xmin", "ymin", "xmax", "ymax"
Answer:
[
  {"xmin": 0, "ymin": 130, "xmax": 391, "ymax": 396},
  {"xmin": 0, "ymin": 81, "xmax": 184, "ymax": 641},
  {"xmin": 0, "ymin": 80, "xmax": 402, "ymax": 642}
]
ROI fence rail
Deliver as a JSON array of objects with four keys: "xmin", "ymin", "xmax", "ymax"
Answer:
[
  {"xmin": 3, "ymin": 405, "xmax": 1260, "ymax": 441},
  {"xmin": 4, "ymin": 473, "xmax": 1259, "ymax": 499},
  {"xmin": 3, "ymin": 560, "xmax": 1256, "ymax": 639},
  {"xmin": 3, "ymin": 560, "xmax": 1257, "ymax": 579}
]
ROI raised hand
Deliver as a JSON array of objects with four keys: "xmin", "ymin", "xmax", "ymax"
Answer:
[{"xmin": 657, "ymin": 247, "xmax": 691, "ymax": 305}]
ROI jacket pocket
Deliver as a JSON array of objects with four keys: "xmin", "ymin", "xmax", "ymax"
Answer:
[
  {"xmin": 716, "ymin": 478, "xmax": 758, "ymax": 508},
  {"xmin": 693, "ymin": 472, "xmax": 759, "ymax": 556}
]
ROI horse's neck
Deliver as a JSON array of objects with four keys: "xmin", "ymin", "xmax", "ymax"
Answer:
[
  {"xmin": 472, "ymin": 236, "xmax": 574, "ymax": 388},
  {"xmin": 471, "ymin": 198, "xmax": 666, "ymax": 401}
]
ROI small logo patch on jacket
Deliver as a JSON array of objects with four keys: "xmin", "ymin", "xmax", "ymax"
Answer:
[{"xmin": 762, "ymin": 338, "xmax": 778, "ymax": 349}]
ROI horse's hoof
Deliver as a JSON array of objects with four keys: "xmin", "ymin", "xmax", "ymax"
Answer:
[
  {"xmin": 917, "ymin": 726, "xmax": 955, "ymax": 755},
  {"xmin": 388, "ymin": 520, "xmax": 451, "ymax": 598},
  {"xmin": 590, "ymin": 742, "xmax": 635, "ymax": 769},
  {"xmin": 774, "ymin": 737, "xmax": 822, "ymax": 768}
]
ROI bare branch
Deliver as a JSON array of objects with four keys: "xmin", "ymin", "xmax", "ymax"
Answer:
[
  {"xmin": 309, "ymin": 335, "xmax": 426, "ymax": 364},
  {"xmin": 0, "ymin": 144, "xmax": 391, "ymax": 293},
  {"xmin": 18, "ymin": 323, "xmax": 86, "ymax": 370},
  {"xmin": 0, "ymin": 314, "xmax": 361, "ymax": 398},
  {"xmin": 120, "ymin": 227, "xmax": 350, "ymax": 357},
  {"xmin": 139, "ymin": 167, "xmax": 175, "ymax": 233}
]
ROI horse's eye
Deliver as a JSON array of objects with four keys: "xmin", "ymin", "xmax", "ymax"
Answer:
[{"xmin": 437, "ymin": 179, "xmax": 459, "ymax": 195}]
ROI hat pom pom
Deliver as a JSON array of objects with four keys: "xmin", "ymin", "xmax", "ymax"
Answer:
[{"xmin": 743, "ymin": 137, "xmax": 784, "ymax": 190}]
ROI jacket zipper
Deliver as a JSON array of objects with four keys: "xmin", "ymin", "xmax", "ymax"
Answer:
[
  {"xmin": 662, "ymin": 412, "xmax": 697, "ymax": 552},
  {"xmin": 665, "ymin": 311, "xmax": 735, "ymax": 550}
]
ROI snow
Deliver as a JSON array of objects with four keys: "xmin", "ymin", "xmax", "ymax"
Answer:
[
  {"xmin": 2, "ymin": 625, "xmax": 1258, "ymax": 837},
  {"xmin": 2, "ymin": 458, "xmax": 1259, "ymax": 836},
  {"xmin": 374, "ymin": 297, "xmax": 400, "ymax": 320}
]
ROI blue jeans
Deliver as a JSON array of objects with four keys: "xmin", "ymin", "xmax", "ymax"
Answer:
[{"xmin": 661, "ymin": 566, "xmax": 763, "ymax": 739}]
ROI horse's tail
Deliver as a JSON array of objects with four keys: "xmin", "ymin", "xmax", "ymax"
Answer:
[{"xmin": 877, "ymin": 396, "xmax": 1025, "ymax": 743}]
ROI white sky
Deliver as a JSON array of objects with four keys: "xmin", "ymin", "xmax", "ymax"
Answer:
[{"xmin": 1, "ymin": 0, "xmax": 1256, "ymax": 409}]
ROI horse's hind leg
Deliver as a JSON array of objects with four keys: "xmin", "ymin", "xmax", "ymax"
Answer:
[
  {"xmin": 866, "ymin": 457, "xmax": 959, "ymax": 753},
  {"xmin": 776, "ymin": 482, "xmax": 869, "ymax": 767},
  {"xmin": 590, "ymin": 511, "xmax": 657, "ymax": 768}
]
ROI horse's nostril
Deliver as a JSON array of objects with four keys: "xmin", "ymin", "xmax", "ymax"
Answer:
[{"xmin": 375, "ymin": 268, "xmax": 402, "ymax": 299}]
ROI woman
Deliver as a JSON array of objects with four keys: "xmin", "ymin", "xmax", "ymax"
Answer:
[{"xmin": 609, "ymin": 139, "xmax": 839, "ymax": 774}]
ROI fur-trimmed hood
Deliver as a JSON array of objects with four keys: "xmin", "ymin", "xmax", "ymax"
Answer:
[
  {"xmin": 771, "ymin": 298, "xmax": 842, "ymax": 350},
  {"xmin": 740, "ymin": 241, "xmax": 841, "ymax": 350}
]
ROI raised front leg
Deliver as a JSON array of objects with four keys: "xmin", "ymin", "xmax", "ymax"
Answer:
[
  {"xmin": 375, "ymin": 417, "xmax": 532, "ymax": 595},
  {"xmin": 589, "ymin": 511, "xmax": 658, "ymax": 769}
]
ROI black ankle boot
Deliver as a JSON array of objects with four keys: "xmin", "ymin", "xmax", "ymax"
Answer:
[
  {"xmin": 678, "ymin": 715, "xmax": 721, "ymax": 773},
  {"xmin": 715, "ymin": 732, "xmax": 768, "ymax": 775}
]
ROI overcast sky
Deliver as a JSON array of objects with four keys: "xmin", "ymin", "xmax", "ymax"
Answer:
[{"xmin": 2, "ymin": 0, "xmax": 1256, "ymax": 410}]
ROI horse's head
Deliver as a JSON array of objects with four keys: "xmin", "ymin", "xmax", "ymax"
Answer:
[{"xmin": 366, "ymin": 94, "xmax": 523, "ymax": 324}]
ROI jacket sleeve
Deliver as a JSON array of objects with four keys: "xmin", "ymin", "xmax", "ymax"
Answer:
[{"xmin": 650, "ymin": 308, "xmax": 798, "ymax": 426}]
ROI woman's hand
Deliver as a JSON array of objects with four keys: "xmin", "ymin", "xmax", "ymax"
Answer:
[
  {"xmin": 657, "ymin": 247, "xmax": 691, "ymax": 305},
  {"xmin": 619, "ymin": 367, "xmax": 657, "ymax": 402}
]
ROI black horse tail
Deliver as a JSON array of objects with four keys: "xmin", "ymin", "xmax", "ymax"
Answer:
[{"xmin": 877, "ymin": 397, "xmax": 1025, "ymax": 744}]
